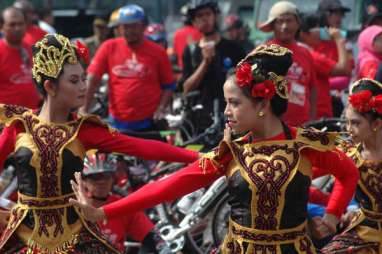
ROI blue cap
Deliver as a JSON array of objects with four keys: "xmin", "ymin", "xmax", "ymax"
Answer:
[{"xmin": 118, "ymin": 4, "xmax": 146, "ymax": 25}]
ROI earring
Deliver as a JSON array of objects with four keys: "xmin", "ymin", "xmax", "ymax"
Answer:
[
  {"xmin": 50, "ymin": 92, "xmax": 56, "ymax": 97},
  {"xmin": 258, "ymin": 111, "xmax": 264, "ymax": 117},
  {"xmin": 373, "ymin": 128, "xmax": 378, "ymax": 132}
]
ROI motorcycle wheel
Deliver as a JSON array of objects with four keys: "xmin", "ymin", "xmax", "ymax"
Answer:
[{"xmin": 183, "ymin": 193, "xmax": 230, "ymax": 253}]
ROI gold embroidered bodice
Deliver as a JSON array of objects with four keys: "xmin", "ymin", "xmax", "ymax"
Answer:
[{"xmin": 0, "ymin": 104, "xmax": 119, "ymax": 253}]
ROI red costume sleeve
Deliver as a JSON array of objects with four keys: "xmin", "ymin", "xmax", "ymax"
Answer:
[
  {"xmin": 304, "ymin": 148, "xmax": 359, "ymax": 218},
  {"xmin": 78, "ymin": 123, "xmax": 198, "ymax": 163},
  {"xmin": 309, "ymin": 186, "xmax": 330, "ymax": 205},
  {"xmin": 103, "ymin": 160, "xmax": 223, "ymax": 219},
  {"xmin": 0, "ymin": 124, "xmax": 20, "ymax": 170}
]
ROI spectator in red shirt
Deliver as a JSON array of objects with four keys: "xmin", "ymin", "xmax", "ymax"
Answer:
[
  {"xmin": 172, "ymin": 4, "xmax": 202, "ymax": 69},
  {"xmin": 356, "ymin": 25, "xmax": 382, "ymax": 80},
  {"xmin": 13, "ymin": 0, "xmax": 47, "ymax": 47},
  {"xmin": 258, "ymin": 1, "xmax": 317, "ymax": 126},
  {"xmin": 298, "ymin": 13, "xmax": 351, "ymax": 119},
  {"xmin": 316, "ymin": 0, "xmax": 353, "ymax": 91},
  {"xmin": 0, "ymin": 7, "xmax": 40, "ymax": 109},
  {"xmin": 83, "ymin": 4, "xmax": 176, "ymax": 133},
  {"xmin": 81, "ymin": 153, "xmax": 164, "ymax": 253}
]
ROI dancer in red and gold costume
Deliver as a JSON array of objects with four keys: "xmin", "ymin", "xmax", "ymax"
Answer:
[
  {"xmin": 0, "ymin": 34, "xmax": 198, "ymax": 254},
  {"xmin": 71, "ymin": 44, "xmax": 359, "ymax": 254},
  {"xmin": 321, "ymin": 78, "xmax": 382, "ymax": 254}
]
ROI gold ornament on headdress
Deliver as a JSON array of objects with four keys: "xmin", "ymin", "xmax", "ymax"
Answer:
[
  {"xmin": 350, "ymin": 78, "xmax": 382, "ymax": 94},
  {"xmin": 237, "ymin": 44, "xmax": 291, "ymax": 99},
  {"xmin": 32, "ymin": 34, "xmax": 78, "ymax": 83}
]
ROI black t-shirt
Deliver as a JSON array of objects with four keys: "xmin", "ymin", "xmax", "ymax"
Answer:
[{"xmin": 181, "ymin": 38, "xmax": 245, "ymax": 129}]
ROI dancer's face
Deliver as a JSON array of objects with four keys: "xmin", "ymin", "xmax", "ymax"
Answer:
[
  {"xmin": 53, "ymin": 63, "xmax": 87, "ymax": 109},
  {"xmin": 224, "ymin": 78, "xmax": 263, "ymax": 134},
  {"xmin": 345, "ymin": 106, "xmax": 374, "ymax": 143}
]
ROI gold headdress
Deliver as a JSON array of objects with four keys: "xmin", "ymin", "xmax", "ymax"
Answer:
[
  {"xmin": 32, "ymin": 34, "xmax": 78, "ymax": 83},
  {"xmin": 236, "ymin": 44, "xmax": 292, "ymax": 99}
]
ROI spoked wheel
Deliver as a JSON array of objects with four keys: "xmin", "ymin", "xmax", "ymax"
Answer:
[
  {"xmin": 211, "ymin": 193, "xmax": 230, "ymax": 246},
  {"xmin": 183, "ymin": 193, "xmax": 230, "ymax": 253}
]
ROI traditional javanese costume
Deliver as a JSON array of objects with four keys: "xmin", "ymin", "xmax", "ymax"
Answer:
[
  {"xmin": 0, "ymin": 105, "xmax": 198, "ymax": 253},
  {"xmin": 321, "ymin": 141, "xmax": 382, "ymax": 254},
  {"xmin": 101, "ymin": 125, "xmax": 359, "ymax": 254}
]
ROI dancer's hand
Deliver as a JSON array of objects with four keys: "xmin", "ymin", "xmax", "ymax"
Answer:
[
  {"xmin": 69, "ymin": 172, "xmax": 106, "ymax": 222},
  {"xmin": 0, "ymin": 209, "xmax": 10, "ymax": 231},
  {"xmin": 223, "ymin": 123, "xmax": 232, "ymax": 143},
  {"xmin": 310, "ymin": 214, "xmax": 338, "ymax": 239}
]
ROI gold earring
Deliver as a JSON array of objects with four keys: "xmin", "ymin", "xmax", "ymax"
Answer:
[
  {"xmin": 373, "ymin": 128, "xmax": 378, "ymax": 132},
  {"xmin": 258, "ymin": 111, "xmax": 264, "ymax": 117}
]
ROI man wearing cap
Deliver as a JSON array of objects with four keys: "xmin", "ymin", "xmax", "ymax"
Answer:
[
  {"xmin": 180, "ymin": 0, "xmax": 245, "ymax": 134},
  {"xmin": 223, "ymin": 14, "xmax": 254, "ymax": 54},
  {"xmin": 83, "ymin": 4, "xmax": 176, "ymax": 134},
  {"xmin": 315, "ymin": 0, "xmax": 352, "ymax": 66},
  {"xmin": 259, "ymin": 1, "xmax": 317, "ymax": 126},
  {"xmin": 108, "ymin": 8, "xmax": 122, "ymax": 38},
  {"xmin": 81, "ymin": 153, "xmax": 163, "ymax": 253},
  {"xmin": 84, "ymin": 17, "xmax": 110, "ymax": 59},
  {"xmin": 172, "ymin": 4, "xmax": 202, "ymax": 69}
]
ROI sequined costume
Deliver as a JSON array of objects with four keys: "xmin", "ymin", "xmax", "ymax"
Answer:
[
  {"xmin": 0, "ymin": 104, "xmax": 198, "ymax": 254},
  {"xmin": 321, "ymin": 142, "xmax": 382, "ymax": 254},
  {"xmin": 102, "ymin": 126, "xmax": 359, "ymax": 254}
]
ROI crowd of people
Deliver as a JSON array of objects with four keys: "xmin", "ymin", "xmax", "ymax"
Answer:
[{"xmin": 0, "ymin": 0, "xmax": 382, "ymax": 253}]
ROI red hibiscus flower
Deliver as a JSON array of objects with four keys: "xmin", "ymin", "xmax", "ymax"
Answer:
[
  {"xmin": 251, "ymin": 80, "xmax": 276, "ymax": 100},
  {"xmin": 236, "ymin": 62, "xmax": 253, "ymax": 87},
  {"xmin": 370, "ymin": 94, "xmax": 382, "ymax": 114},
  {"xmin": 348, "ymin": 90, "xmax": 373, "ymax": 113},
  {"xmin": 75, "ymin": 40, "xmax": 90, "ymax": 65}
]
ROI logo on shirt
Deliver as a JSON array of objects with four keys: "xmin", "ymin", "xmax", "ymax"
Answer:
[
  {"xmin": 112, "ymin": 59, "xmax": 149, "ymax": 78},
  {"xmin": 10, "ymin": 64, "xmax": 32, "ymax": 84},
  {"xmin": 287, "ymin": 62, "xmax": 308, "ymax": 106}
]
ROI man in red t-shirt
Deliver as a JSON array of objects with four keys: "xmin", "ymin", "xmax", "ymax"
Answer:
[
  {"xmin": 172, "ymin": 5, "xmax": 202, "ymax": 69},
  {"xmin": 298, "ymin": 13, "xmax": 351, "ymax": 119},
  {"xmin": 0, "ymin": 7, "xmax": 40, "ymax": 109},
  {"xmin": 258, "ymin": 1, "xmax": 317, "ymax": 127},
  {"xmin": 13, "ymin": 0, "xmax": 47, "ymax": 47},
  {"xmin": 83, "ymin": 4, "xmax": 175, "ymax": 133}
]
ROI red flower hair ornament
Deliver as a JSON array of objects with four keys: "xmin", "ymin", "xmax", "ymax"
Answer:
[
  {"xmin": 349, "ymin": 90, "xmax": 382, "ymax": 114},
  {"xmin": 236, "ymin": 62, "xmax": 253, "ymax": 87},
  {"xmin": 251, "ymin": 80, "xmax": 276, "ymax": 100},
  {"xmin": 235, "ymin": 62, "xmax": 276, "ymax": 100},
  {"xmin": 75, "ymin": 40, "xmax": 90, "ymax": 65}
]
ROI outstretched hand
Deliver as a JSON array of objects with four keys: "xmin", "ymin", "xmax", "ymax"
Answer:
[{"xmin": 69, "ymin": 172, "xmax": 105, "ymax": 222}]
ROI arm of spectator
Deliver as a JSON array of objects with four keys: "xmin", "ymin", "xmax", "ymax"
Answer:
[
  {"xmin": 329, "ymin": 28, "xmax": 351, "ymax": 76},
  {"xmin": 79, "ymin": 73, "xmax": 101, "ymax": 115},
  {"xmin": 183, "ymin": 41, "xmax": 214, "ymax": 94},
  {"xmin": 309, "ymin": 83, "xmax": 317, "ymax": 120},
  {"xmin": 153, "ymin": 89, "xmax": 174, "ymax": 120}
]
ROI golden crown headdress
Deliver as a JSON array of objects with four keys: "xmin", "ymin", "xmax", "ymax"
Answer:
[
  {"xmin": 236, "ymin": 44, "xmax": 291, "ymax": 99},
  {"xmin": 32, "ymin": 34, "xmax": 78, "ymax": 83}
]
